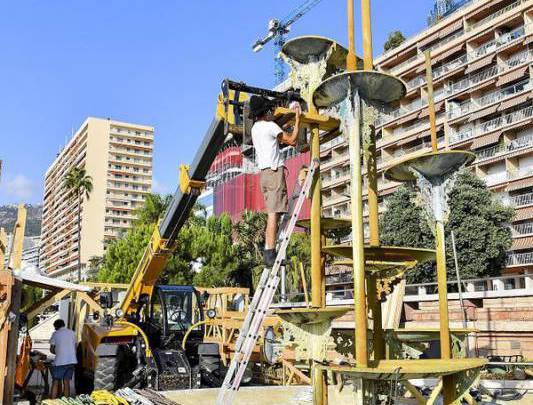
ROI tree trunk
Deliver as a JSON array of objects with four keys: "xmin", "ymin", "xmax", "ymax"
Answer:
[{"xmin": 78, "ymin": 192, "xmax": 82, "ymax": 282}]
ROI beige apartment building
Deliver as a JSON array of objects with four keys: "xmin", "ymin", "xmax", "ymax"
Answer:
[
  {"xmin": 321, "ymin": 0, "xmax": 533, "ymax": 275},
  {"xmin": 40, "ymin": 117, "xmax": 153, "ymax": 280}
]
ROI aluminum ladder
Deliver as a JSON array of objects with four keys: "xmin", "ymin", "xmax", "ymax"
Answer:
[{"xmin": 215, "ymin": 158, "xmax": 319, "ymax": 405}]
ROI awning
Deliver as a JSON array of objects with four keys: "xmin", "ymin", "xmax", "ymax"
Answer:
[
  {"xmin": 499, "ymin": 92, "xmax": 530, "ymax": 111},
  {"xmin": 465, "ymin": 55, "xmax": 495, "ymax": 74},
  {"xmin": 466, "ymin": 0, "xmax": 502, "ymax": 19},
  {"xmin": 396, "ymin": 132, "xmax": 421, "ymax": 146},
  {"xmin": 439, "ymin": 19, "xmax": 464, "ymax": 38},
  {"xmin": 470, "ymin": 78, "xmax": 497, "ymax": 93},
  {"xmin": 434, "ymin": 44, "xmax": 464, "ymax": 64},
  {"xmin": 396, "ymin": 46, "xmax": 418, "ymax": 60},
  {"xmin": 418, "ymin": 101, "xmax": 445, "ymax": 118},
  {"xmin": 507, "ymin": 176, "xmax": 533, "ymax": 192},
  {"xmin": 514, "ymin": 207, "xmax": 533, "ymax": 222},
  {"xmin": 469, "ymin": 103, "xmax": 500, "ymax": 121},
  {"xmin": 15, "ymin": 266, "xmax": 93, "ymax": 292},
  {"xmin": 511, "ymin": 236, "xmax": 533, "ymax": 251},
  {"xmin": 396, "ymin": 111, "xmax": 420, "ymax": 126},
  {"xmin": 497, "ymin": 66, "xmax": 529, "ymax": 87},
  {"xmin": 470, "ymin": 131, "xmax": 502, "ymax": 149},
  {"xmin": 419, "ymin": 31, "xmax": 440, "ymax": 48}
]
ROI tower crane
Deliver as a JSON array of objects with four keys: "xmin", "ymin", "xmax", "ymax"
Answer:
[{"xmin": 252, "ymin": 0, "xmax": 324, "ymax": 84}]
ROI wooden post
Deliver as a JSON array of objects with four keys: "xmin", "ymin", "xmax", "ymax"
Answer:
[
  {"xmin": 0, "ymin": 271, "xmax": 14, "ymax": 402},
  {"xmin": 3, "ymin": 277, "xmax": 21, "ymax": 405}
]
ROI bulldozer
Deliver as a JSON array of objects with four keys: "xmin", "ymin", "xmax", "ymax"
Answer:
[{"xmin": 75, "ymin": 80, "xmax": 299, "ymax": 392}]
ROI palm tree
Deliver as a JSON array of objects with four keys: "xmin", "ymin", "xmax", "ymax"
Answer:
[{"xmin": 64, "ymin": 167, "xmax": 93, "ymax": 282}]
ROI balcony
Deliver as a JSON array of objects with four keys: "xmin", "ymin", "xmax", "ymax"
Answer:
[
  {"xmin": 322, "ymin": 171, "xmax": 350, "ymax": 188},
  {"xmin": 433, "ymin": 54, "xmax": 468, "ymax": 79},
  {"xmin": 476, "ymin": 133, "xmax": 533, "ymax": 162},
  {"xmin": 507, "ymin": 251, "xmax": 533, "ymax": 266},
  {"xmin": 467, "ymin": 1, "xmax": 522, "ymax": 32},
  {"xmin": 508, "ymin": 192, "xmax": 533, "ymax": 207},
  {"xmin": 513, "ymin": 221, "xmax": 533, "ymax": 236},
  {"xmin": 450, "ymin": 104, "xmax": 533, "ymax": 144},
  {"xmin": 449, "ymin": 79, "xmax": 531, "ymax": 120}
]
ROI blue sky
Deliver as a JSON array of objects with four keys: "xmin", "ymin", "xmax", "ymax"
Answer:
[{"xmin": 0, "ymin": 0, "xmax": 430, "ymax": 204}]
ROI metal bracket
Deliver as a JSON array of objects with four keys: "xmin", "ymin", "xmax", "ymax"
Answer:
[{"xmin": 179, "ymin": 164, "xmax": 205, "ymax": 195}]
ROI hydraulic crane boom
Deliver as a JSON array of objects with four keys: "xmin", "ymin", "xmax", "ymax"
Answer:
[{"xmin": 119, "ymin": 87, "xmax": 247, "ymax": 316}]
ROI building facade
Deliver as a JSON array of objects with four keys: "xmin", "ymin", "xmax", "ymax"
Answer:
[
  {"xmin": 321, "ymin": 0, "xmax": 533, "ymax": 276},
  {"xmin": 40, "ymin": 117, "xmax": 153, "ymax": 280}
]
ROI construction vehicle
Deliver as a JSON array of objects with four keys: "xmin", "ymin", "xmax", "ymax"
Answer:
[{"xmin": 75, "ymin": 79, "xmax": 303, "ymax": 392}]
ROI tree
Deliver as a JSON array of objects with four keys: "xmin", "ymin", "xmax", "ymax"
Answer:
[
  {"xmin": 63, "ymin": 167, "xmax": 93, "ymax": 282},
  {"xmin": 233, "ymin": 211, "xmax": 267, "ymax": 287},
  {"xmin": 445, "ymin": 171, "xmax": 513, "ymax": 280},
  {"xmin": 97, "ymin": 223, "xmax": 154, "ymax": 283},
  {"xmin": 192, "ymin": 214, "xmax": 239, "ymax": 287},
  {"xmin": 285, "ymin": 232, "xmax": 311, "ymax": 298},
  {"xmin": 134, "ymin": 193, "xmax": 172, "ymax": 226},
  {"xmin": 380, "ymin": 186, "xmax": 435, "ymax": 283},
  {"xmin": 384, "ymin": 30, "xmax": 406, "ymax": 52},
  {"xmin": 380, "ymin": 171, "xmax": 513, "ymax": 283}
]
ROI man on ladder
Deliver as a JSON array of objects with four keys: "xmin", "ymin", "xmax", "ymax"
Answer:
[
  {"xmin": 217, "ymin": 99, "xmax": 317, "ymax": 405},
  {"xmin": 249, "ymin": 95, "xmax": 301, "ymax": 267}
]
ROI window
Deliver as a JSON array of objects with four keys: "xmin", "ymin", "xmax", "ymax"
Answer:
[{"xmin": 151, "ymin": 293, "xmax": 164, "ymax": 325}]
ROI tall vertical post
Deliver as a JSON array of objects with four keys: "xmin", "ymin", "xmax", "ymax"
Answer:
[
  {"xmin": 424, "ymin": 51, "xmax": 438, "ymax": 152},
  {"xmin": 361, "ymin": 0, "xmax": 384, "ymax": 361},
  {"xmin": 346, "ymin": 0, "xmax": 357, "ymax": 72},
  {"xmin": 310, "ymin": 122, "xmax": 323, "ymax": 308},
  {"xmin": 361, "ymin": 0, "xmax": 373, "ymax": 71},
  {"xmin": 350, "ymin": 91, "xmax": 368, "ymax": 368}
]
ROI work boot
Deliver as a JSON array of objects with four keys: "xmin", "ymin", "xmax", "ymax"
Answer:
[{"xmin": 264, "ymin": 249, "xmax": 277, "ymax": 267}]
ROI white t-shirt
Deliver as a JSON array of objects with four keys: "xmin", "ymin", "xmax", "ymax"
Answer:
[
  {"xmin": 50, "ymin": 327, "xmax": 77, "ymax": 366},
  {"xmin": 251, "ymin": 120, "xmax": 284, "ymax": 170}
]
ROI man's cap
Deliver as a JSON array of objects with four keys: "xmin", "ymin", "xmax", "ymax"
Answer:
[{"xmin": 248, "ymin": 95, "xmax": 274, "ymax": 119}]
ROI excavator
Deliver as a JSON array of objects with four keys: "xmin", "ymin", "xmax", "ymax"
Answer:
[{"xmin": 75, "ymin": 80, "xmax": 302, "ymax": 392}]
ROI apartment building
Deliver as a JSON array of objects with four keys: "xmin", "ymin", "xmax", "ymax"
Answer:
[
  {"xmin": 320, "ymin": 0, "xmax": 533, "ymax": 275},
  {"xmin": 40, "ymin": 117, "xmax": 153, "ymax": 280}
]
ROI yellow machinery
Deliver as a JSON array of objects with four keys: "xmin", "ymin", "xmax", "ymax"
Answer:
[
  {"xmin": 77, "ymin": 80, "xmax": 300, "ymax": 392},
  {"xmin": 77, "ymin": 86, "xmax": 250, "ymax": 392}
]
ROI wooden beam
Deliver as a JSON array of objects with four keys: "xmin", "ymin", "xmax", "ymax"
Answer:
[
  {"xmin": 0, "ymin": 271, "xmax": 14, "ymax": 402},
  {"xmin": 3, "ymin": 277, "xmax": 22, "ymax": 404},
  {"xmin": 24, "ymin": 289, "xmax": 71, "ymax": 322},
  {"xmin": 426, "ymin": 380, "xmax": 443, "ymax": 405},
  {"xmin": 402, "ymin": 380, "xmax": 426, "ymax": 405},
  {"xmin": 0, "ymin": 229, "xmax": 7, "ymax": 271},
  {"xmin": 8, "ymin": 204, "xmax": 26, "ymax": 269},
  {"xmin": 77, "ymin": 292, "xmax": 103, "ymax": 313}
]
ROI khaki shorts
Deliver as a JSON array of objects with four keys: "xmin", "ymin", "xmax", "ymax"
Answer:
[{"xmin": 260, "ymin": 168, "xmax": 288, "ymax": 214}]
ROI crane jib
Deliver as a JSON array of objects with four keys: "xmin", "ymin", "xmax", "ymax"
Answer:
[{"xmin": 158, "ymin": 118, "xmax": 226, "ymax": 242}]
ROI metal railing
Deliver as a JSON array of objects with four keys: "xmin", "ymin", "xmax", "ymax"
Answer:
[
  {"xmin": 508, "ymin": 191, "xmax": 533, "ymax": 207},
  {"xmin": 425, "ymin": 30, "xmax": 465, "ymax": 55},
  {"xmin": 450, "ymin": 80, "xmax": 531, "ymax": 120},
  {"xmin": 467, "ymin": 0, "xmax": 522, "ymax": 32},
  {"xmin": 507, "ymin": 251, "xmax": 533, "ymax": 266},
  {"xmin": 433, "ymin": 53, "xmax": 468, "ymax": 79},
  {"xmin": 450, "ymin": 104, "xmax": 533, "ymax": 144},
  {"xmin": 513, "ymin": 221, "xmax": 533, "ymax": 235},
  {"xmin": 476, "ymin": 133, "xmax": 533, "ymax": 161}
]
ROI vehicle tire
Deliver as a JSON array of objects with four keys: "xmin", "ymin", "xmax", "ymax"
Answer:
[
  {"xmin": 94, "ymin": 345, "xmax": 136, "ymax": 390},
  {"xmin": 191, "ymin": 365, "xmax": 201, "ymax": 389}
]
